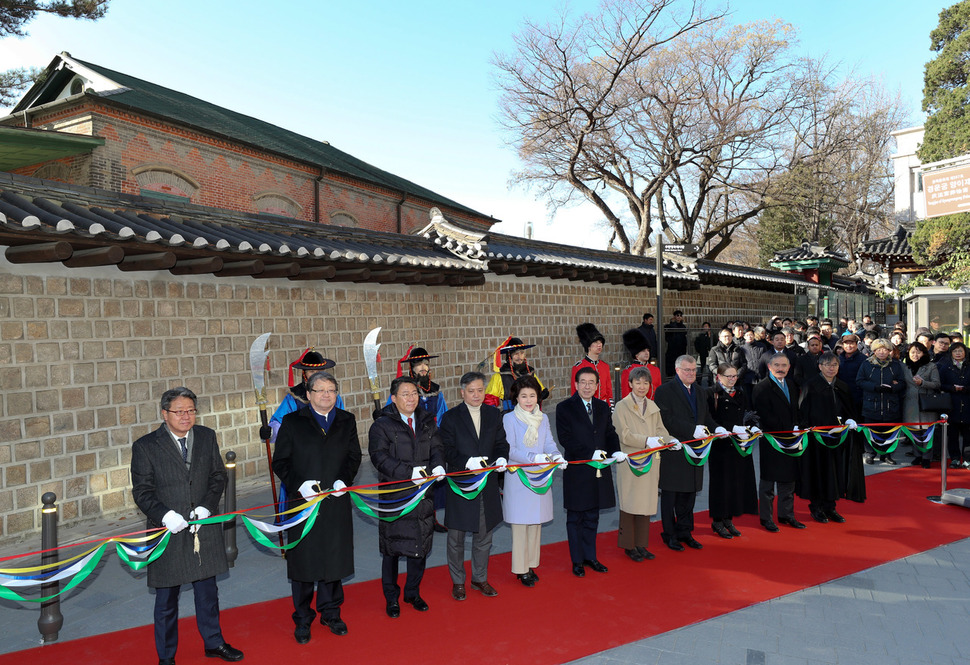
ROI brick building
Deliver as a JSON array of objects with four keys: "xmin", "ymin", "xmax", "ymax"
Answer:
[{"xmin": 0, "ymin": 54, "xmax": 834, "ymax": 541}]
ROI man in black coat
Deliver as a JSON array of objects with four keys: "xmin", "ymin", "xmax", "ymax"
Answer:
[
  {"xmin": 369, "ymin": 376, "xmax": 445, "ymax": 618},
  {"xmin": 758, "ymin": 330, "xmax": 800, "ymax": 380},
  {"xmin": 557, "ymin": 366, "xmax": 621, "ymax": 576},
  {"xmin": 273, "ymin": 372, "xmax": 362, "ymax": 643},
  {"xmin": 752, "ymin": 354, "xmax": 805, "ymax": 532},
  {"xmin": 130, "ymin": 386, "xmax": 243, "ymax": 665},
  {"xmin": 664, "ymin": 310, "xmax": 689, "ymax": 378},
  {"xmin": 706, "ymin": 327, "xmax": 748, "ymax": 382},
  {"xmin": 638, "ymin": 312, "xmax": 659, "ymax": 361},
  {"xmin": 440, "ymin": 371, "xmax": 509, "ymax": 600},
  {"xmin": 654, "ymin": 356, "xmax": 728, "ymax": 551}
]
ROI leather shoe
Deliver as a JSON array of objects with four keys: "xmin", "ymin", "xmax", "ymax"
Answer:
[
  {"xmin": 572, "ymin": 563, "xmax": 586, "ymax": 577},
  {"xmin": 761, "ymin": 519, "xmax": 780, "ymax": 533},
  {"xmin": 517, "ymin": 573, "xmax": 536, "ymax": 587},
  {"xmin": 825, "ymin": 509, "xmax": 846, "ymax": 523},
  {"xmin": 679, "ymin": 536, "xmax": 703, "ymax": 550},
  {"xmin": 882, "ymin": 455, "xmax": 898, "ymax": 466},
  {"xmin": 294, "ymin": 623, "xmax": 311, "ymax": 644},
  {"xmin": 404, "ymin": 595, "xmax": 429, "ymax": 611},
  {"xmin": 528, "ymin": 568, "xmax": 539, "ymax": 581},
  {"xmin": 451, "ymin": 584, "xmax": 466, "ymax": 601},
  {"xmin": 810, "ymin": 510, "xmax": 829, "ymax": 523},
  {"xmin": 385, "ymin": 601, "xmax": 400, "ymax": 618},
  {"xmin": 637, "ymin": 546, "xmax": 655, "ymax": 560},
  {"xmin": 583, "ymin": 559, "xmax": 608, "ymax": 573},
  {"xmin": 204, "ymin": 643, "xmax": 244, "ymax": 661},
  {"xmin": 624, "ymin": 548, "xmax": 644, "ymax": 562},
  {"xmin": 712, "ymin": 522, "xmax": 733, "ymax": 539},
  {"xmin": 159, "ymin": 660, "xmax": 176, "ymax": 665},
  {"xmin": 666, "ymin": 539, "xmax": 685, "ymax": 551},
  {"xmin": 724, "ymin": 520, "xmax": 741, "ymax": 537},
  {"xmin": 470, "ymin": 580, "xmax": 498, "ymax": 596},
  {"xmin": 320, "ymin": 616, "xmax": 348, "ymax": 636},
  {"xmin": 778, "ymin": 516, "xmax": 806, "ymax": 529}
]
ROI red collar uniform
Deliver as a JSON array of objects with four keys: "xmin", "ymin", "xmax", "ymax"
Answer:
[{"xmin": 571, "ymin": 357, "xmax": 614, "ymax": 407}]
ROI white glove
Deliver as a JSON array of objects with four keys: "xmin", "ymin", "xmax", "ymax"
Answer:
[
  {"xmin": 465, "ymin": 456, "xmax": 487, "ymax": 471},
  {"xmin": 298, "ymin": 480, "xmax": 321, "ymax": 500},
  {"xmin": 592, "ymin": 449, "xmax": 608, "ymax": 462},
  {"xmin": 732, "ymin": 425, "xmax": 748, "ymax": 435},
  {"xmin": 845, "ymin": 419, "xmax": 858, "ymax": 430},
  {"xmin": 331, "ymin": 479, "xmax": 348, "ymax": 497},
  {"xmin": 612, "ymin": 451, "xmax": 628, "ymax": 462},
  {"xmin": 161, "ymin": 510, "xmax": 189, "ymax": 534},
  {"xmin": 645, "ymin": 436, "xmax": 662, "ymax": 449},
  {"xmin": 411, "ymin": 466, "xmax": 428, "ymax": 485},
  {"xmin": 189, "ymin": 505, "xmax": 211, "ymax": 534},
  {"xmin": 714, "ymin": 426, "xmax": 730, "ymax": 438},
  {"xmin": 693, "ymin": 425, "xmax": 708, "ymax": 440},
  {"xmin": 532, "ymin": 453, "xmax": 551, "ymax": 464},
  {"xmin": 669, "ymin": 439, "xmax": 683, "ymax": 452},
  {"xmin": 493, "ymin": 457, "xmax": 508, "ymax": 472},
  {"xmin": 431, "ymin": 465, "xmax": 447, "ymax": 479},
  {"xmin": 750, "ymin": 426, "xmax": 763, "ymax": 435},
  {"xmin": 793, "ymin": 425, "xmax": 800, "ymax": 433},
  {"xmin": 552, "ymin": 454, "xmax": 568, "ymax": 470}
]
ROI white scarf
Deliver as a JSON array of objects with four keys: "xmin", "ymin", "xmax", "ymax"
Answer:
[{"xmin": 513, "ymin": 404, "xmax": 543, "ymax": 448}]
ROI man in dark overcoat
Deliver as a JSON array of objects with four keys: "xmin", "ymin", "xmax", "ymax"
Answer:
[
  {"xmin": 273, "ymin": 371, "xmax": 361, "ymax": 644},
  {"xmin": 557, "ymin": 366, "xmax": 621, "ymax": 576},
  {"xmin": 439, "ymin": 371, "xmax": 509, "ymax": 600},
  {"xmin": 654, "ymin": 355, "xmax": 726, "ymax": 551},
  {"xmin": 752, "ymin": 354, "xmax": 805, "ymax": 531},
  {"xmin": 130, "ymin": 386, "xmax": 243, "ymax": 665},
  {"xmin": 369, "ymin": 376, "xmax": 445, "ymax": 618}
]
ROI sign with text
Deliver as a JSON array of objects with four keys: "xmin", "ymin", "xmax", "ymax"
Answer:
[{"xmin": 924, "ymin": 164, "xmax": 970, "ymax": 218}]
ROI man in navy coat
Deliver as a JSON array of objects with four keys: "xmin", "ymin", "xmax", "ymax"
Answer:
[{"xmin": 557, "ymin": 366, "xmax": 621, "ymax": 577}]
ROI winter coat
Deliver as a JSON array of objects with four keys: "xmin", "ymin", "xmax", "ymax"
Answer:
[
  {"xmin": 706, "ymin": 384, "xmax": 758, "ymax": 521},
  {"xmin": 502, "ymin": 410, "xmax": 559, "ymax": 524},
  {"xmin": 902, "ymin": 361, "xmax": 941, "ymax": 424},
  {"xmin": 368, "ymin": 404, "xmax": 444, "ymax": 558},
  {"xmin": 653, "ymin": 378, "xmax": 718, "ymax": 492},
  {"xmin": 938, "ymin": 358, "xmax": 970, "ymax": 424},
  {"xmin": 440, "ymin": 402, "xmax": 510, "ymax": 532},
  {"xmin": 131, "ymin": 424, "xmax": 228, "ymax": 589},
  {"xmin": 740, "ymin": 342, "xmax": 765, "ymax": 385},
  {"xmin": 556, "ymin": 392, "xmax": 620, "ymax": 511},
  {"xmin": 273, "ymin": 407, "xmax": 361, "ymax": 583},
  {"xmin": 752, "ymin": 377, "xmax": 800, "ymax": 482},
  {"xmin": 706, "ymin": 342, "xmax": 747, "ymax": 383},
  {"xmin": 613, "ymin": 393, "xmax": 668, "ymax": 516},
  {"xmin": 837, "ymin": 351, "xmax": 866, "ymax": 414},
  {"xmin": 855, "ymin": 357, "xmax": 906, "ymax": 423}
]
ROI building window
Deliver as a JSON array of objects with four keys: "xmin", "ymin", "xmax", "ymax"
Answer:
[
  {"xmin": 254, "ymin": 192, "xmax": 302, "ymax": 218},
  {"xmin": 32, "ymin": 162, "xmax": 71, "ymax": 183},
  {"xmin": 132, "ymin": 165, "xmax": 199, "ymax": 201},
  {"xmin": 329, "ymin": 211, "xmax": 358, "ymax": 228}
]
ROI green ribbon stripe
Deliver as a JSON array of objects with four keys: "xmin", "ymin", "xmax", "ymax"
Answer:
[{"xmin": 511, "ymin": 467, "xmax": 557, "ymax": 493}]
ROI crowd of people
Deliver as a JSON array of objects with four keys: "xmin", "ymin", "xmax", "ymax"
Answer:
[{"xmin": 129, "ymin": 313, "xmax": 970, "ymax": 663}]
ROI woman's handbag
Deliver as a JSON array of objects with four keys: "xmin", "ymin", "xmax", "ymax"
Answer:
[{"xmin": 919, "ymin": 391, "xmax": 953, "ymax": 413}]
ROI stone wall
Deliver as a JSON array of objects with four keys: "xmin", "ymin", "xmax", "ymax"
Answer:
[{"xmin": 0, "ymin": 258, "xmax": 793, "ymax": 541}]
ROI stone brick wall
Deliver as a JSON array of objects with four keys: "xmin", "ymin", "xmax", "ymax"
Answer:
[{"xmin": 0, "ymin": 258, "xmax": 793, "ymax": 542}]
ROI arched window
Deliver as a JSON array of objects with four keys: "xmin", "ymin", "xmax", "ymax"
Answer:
[
  {"xmin": 132, "ymin": 165, "xmax": 199, "ymax": 201},
  {"xmin": 329, "ymin": 211, "xmax": 358, "ymax": 228},
  {"xmin": 32, "ymin": 162, "xmax": 71, "ymax": 183},
  {"xmin": 254, "ymin": 192, "xmax": 302, "ymax": 218}
]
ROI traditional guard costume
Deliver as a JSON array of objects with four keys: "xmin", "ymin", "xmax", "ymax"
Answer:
[
  {"xmin": 571, "ymin": 323, "xmax": 614, "ymax": 407},
  {"xmin": 484, "ymin": 336, "xmax": 549, "ymax": 411},
  {"xmin": 620, "ymin": 329, "xmax": 662, "ymax": 400},
  {"xmin": 387, "ymin": 346, "xmax": 447, "ymax": 424}
]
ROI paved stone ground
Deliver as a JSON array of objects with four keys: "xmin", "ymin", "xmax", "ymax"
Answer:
[{"xmin": 2, "ymin": 424, "xmax": 968, "ymax": 664}]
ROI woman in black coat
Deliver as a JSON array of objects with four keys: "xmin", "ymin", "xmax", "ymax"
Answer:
[
  {"xmin": 855, "ymin": 338, "xmax": 907, "ymax": 465},
  {"xmin": 706, "ymin": 363, "xmax": 758, "ymax": 538},
  {"xmin": 938, "ymin": 342, "xmax": 970, "ymax": 468}
]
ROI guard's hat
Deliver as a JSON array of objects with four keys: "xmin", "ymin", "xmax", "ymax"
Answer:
[
  {"xmin": 288, "ymin": 348, "xmax": 336, "ymax": 387},
  {"xmin": 396, "ymin": 345, "xmax": 439, "ymax": 378},
  {"xmin": 622, "ymin": 329, "xmax": 649, "ymax": 358},
  {"xmin": 576, "ymin": 323, "xmax": 606, "ymax": 352}
]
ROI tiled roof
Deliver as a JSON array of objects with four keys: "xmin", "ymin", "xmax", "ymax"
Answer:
[
  {"xmin": 858, "ymin": 224, "xmax": 913, "ymax": 260},
  {"xmin": 772, "ymin": 241, "xmax": 849, "ymax": 265},
  {"xmin": 0, "ymin": 173, "xmax": 486, "ymax": 285}
]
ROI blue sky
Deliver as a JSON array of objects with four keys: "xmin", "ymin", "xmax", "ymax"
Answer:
[{"xmin": 0, "ymin": 0, "xmax": 951, "ymax": 247}]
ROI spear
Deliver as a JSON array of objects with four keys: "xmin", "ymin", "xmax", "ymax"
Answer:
[
  {"xmin": 249, "ymin": 333, "xmax": 284, "ymax": 552},
  {"xmin": 363, "ymin": 327, "xmax": 383, "ymax": 419}
]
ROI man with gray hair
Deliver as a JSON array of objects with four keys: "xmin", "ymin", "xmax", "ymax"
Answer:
[
  {"xmin": 653, "ymin": 356, "xmax": 729, "ymax": 551},
  {"xmin": 131, "ymin": 387, "xmax": 244, "ymax": 665},
  {"xmin": 440, "ymin": 371, "xmax": 509, "ymax": 600}
]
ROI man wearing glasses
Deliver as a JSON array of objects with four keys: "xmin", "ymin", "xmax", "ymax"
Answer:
[
  {"xmin": 273, "ymin": 372, "xmax": 361, "ymax": 644},
  {"xmin": 130, "ymin": 387, "xmax": 244, "ymax": 665}
]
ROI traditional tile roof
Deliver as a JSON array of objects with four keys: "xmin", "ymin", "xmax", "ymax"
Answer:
[
  {"xmin": 858, "ymin": 224, "xmax": 913, "ymax": 261},
  {"xmin": 10, "ymin": 53, "xmax": 493, "ymax": 224},
  {"xmin": 771, "ymin": 241, "xmax": 849, "ymax": 266}
]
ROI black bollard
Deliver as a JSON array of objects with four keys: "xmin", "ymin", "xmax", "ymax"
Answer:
[
  {"xmin": 224, "ymin": 451, "xmax": 237, "ymax": 567},
  {"xmin": 38, "ymin": 492, "xmax": 63, "ymax": 643}
]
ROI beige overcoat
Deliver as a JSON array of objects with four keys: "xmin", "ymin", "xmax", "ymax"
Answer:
[{"xmin": 613, "ymin": 393, "xmax": 669, "ymax": 516}]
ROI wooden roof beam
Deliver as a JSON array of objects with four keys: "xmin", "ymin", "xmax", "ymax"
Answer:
[
  {"xmin": 5, "ymin": 241, "xmax": 73, "ymax": 263},
  {"xmin": 117, "ymin": 252, "xmax": 177, "ymax": 272},
  {"xmin": 289, "ymin": 266, "xmax": 337, "ymax": 281},
  {"xmin": 254, "ymin": 262, "xmax": 301, "ymax": 279},
  {"xmin": 170, "ymin": 256, "xmax": 224, "ymax": 275},
  {"xmin": 215, "ymin": 260, "xmax": 264, "ymax": 277},
  {"xmin": 62, "ymin": 245, "xmax": 124, "ymax": 268}
]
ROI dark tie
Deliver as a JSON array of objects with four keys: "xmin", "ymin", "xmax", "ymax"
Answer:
[
  {"xmin": 407, "ymin": 416, "xmax": 414, "ymax": 434},
  {"xmin": 586, "ymin": 402, "xmax": 593, "ymax": 423},
  {"xmin": 178, "ymin": 437, "xmax": 187, "ymax": 463}
]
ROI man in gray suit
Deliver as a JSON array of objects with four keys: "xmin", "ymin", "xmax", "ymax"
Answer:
[{"xmin": 130, "ymin": 387, "xmax": 243, "ymax": 665}]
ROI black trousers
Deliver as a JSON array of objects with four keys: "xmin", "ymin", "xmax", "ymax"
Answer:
[
  {"xmin": 153, "ymin": 576, "xmax": 224, "ymax": 659},
  {"xmin": 660, "ymin": 490, "xmax": 696, "ymax": 541},
  {"xmin": 566, "ymin": 508, "xmax": 599, "ymax": 563},
  {"xmin": 759, "ymin": 479, "xmax": 795, "ymax": 521},
  {"xmin": 291, "ymin": 579, "xmax": 343, "ymax": 627},
  {"xmin": 382, "ymin": 554, "xmax": 427, "ymax": 602}
]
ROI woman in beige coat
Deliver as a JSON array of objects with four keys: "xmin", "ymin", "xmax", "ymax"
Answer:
[{"xmin": 613, "ymin": 366, "xmax": 669, "ymax": 561}]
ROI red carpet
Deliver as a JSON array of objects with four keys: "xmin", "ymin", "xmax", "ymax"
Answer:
[{"xmin": 8, "ymin": 467, "xmax": 970, "ymax": 665}]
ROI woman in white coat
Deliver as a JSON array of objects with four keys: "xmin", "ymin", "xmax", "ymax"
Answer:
[
  {"xmin": 503, "ymin": 375, "xmax": 565, "ymax": 587},
  {"xmin": 613, "ymin": 366, "xmax": 669, "ymax": 561}
]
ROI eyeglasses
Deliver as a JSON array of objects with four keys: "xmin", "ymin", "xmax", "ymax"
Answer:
[
  {"xmin": 164, "ymin": 409, "xmax": 197, "ymax": 417},
  {"xmin": 721, "ymin": 374, "xmax": 738, "ymax": 379},
  {"xmin": 309, "ymin": 389, "xmax": 338, "ymax": 395},
  {"xmin": 396, "ymin": 391, "xmax": 419, "ymax": 399}
]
